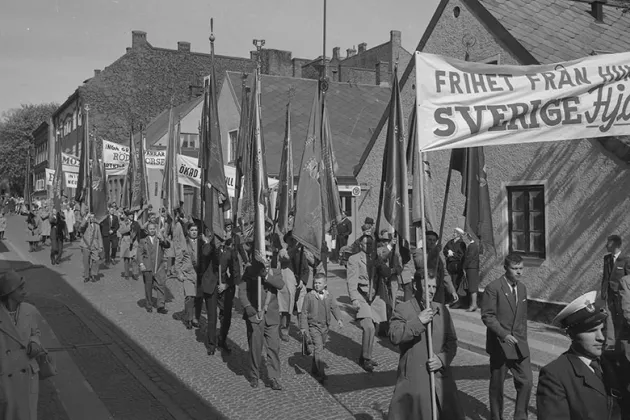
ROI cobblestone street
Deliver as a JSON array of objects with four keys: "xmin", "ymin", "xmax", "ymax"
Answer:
[{"xmin": 2, "ymin": 215, "xmax": 538, "ymax": 419}]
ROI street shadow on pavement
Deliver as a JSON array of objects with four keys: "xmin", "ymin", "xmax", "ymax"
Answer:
[
  {"xmin": 0, "ymin": 240, "xmax": 9, "ymax": 253},
  {"xmin": 0, "ymin": 259, "xmax": 228, "ymax": 420},
  {"xmin": 325, "ymin": 370, "xmax": 397, "ymax": 394}
]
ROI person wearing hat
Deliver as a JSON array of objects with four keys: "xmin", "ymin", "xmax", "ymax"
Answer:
[
  {"xmin": 138, "ymin": 221, "xmax": 171, "ymax": 314},
  {"xmin": 334, "ymin": 211, "xmax": 352, "ymax": 262},
  {"xmin": 195, "ymin": 229, "xmax": 241, "ymax": 355},
  {"xmin": 224, "ymin": 219, "xmax": 248, "ymax": 266},
  {"xmin": 49, "ymin": 210, "xmax": 67, "ymax": 266},
  {"xmin": 0, "ymin": 270, "xmax": 46, "ymax": 420},
  {"xmin": 239, "ymin": 244, "xmax": 285, "ymax": 390},
  {"xmin": 347, "ymin": 233, "xmax": 387, "ymax": 372},
  {"xmin": 600, "ymin": 234, "xmax": 630, "ymax": 351},
  {"xmin": 536, "ymin": 291, "xmax": 625, "ymax": 420}
]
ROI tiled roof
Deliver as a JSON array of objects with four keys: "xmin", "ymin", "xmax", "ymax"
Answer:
[
  {"xmin": 226, "ymin": 71, "xmax": 391, "ymax": 179},
  {"xmin": 482, "ymin": 0, "xmax": 630, "ymax": 63},
  {"xmin": 143, "ymin": 96, "xmax": 203, "ymax": 146}
]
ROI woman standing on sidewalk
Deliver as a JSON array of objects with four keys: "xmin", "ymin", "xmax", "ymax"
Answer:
[{"xmin": 0, "ymin": 270, "xmax": 46, "ymax": 420}]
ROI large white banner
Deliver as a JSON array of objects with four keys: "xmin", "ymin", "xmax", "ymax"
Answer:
[
  {"xmin": 102, "ymin": 139, "xmax": 167, "ymax": 176},
  {"xmin": 176, "ymin": 154, "xmax": 278, "ymax": 197},
  {"xmin": 415, "ymin": 51, "xmax": 630, "ymax": 152},
  {"xmin": 46, "ymin": 169, "xmax": 79, "ymax": 189}
]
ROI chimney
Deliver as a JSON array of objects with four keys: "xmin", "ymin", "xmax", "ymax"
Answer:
[
  {"xmin": 376, "ymin": 61, "xmax": 390, "ymax": 86},
  {"xmin": 590, "ymin": 1, "xmax": 605, "ymax": 22},
  {"xmin": 94, "ymin": 69, "xmax": 101, "ymax": 77},
  {"xmin": 390, "ymin": 30, "xmax": 401, "ymax": 47},
  {"xmin": 358, "ymin": 42, "xmax": 367, "ymax": 54},
  {"xmin": 346, "ymin": 47, "xmax": 357, "ymax": 58},
  {"xmin": 177, "ymin": 41, "xmax": 191, "ymax": 52},
  {"xmin": 126, "ymin": 47, "xmax": 132, "ymax": 53},
  {"xmin": 332, "ymin": 47, "xmax": 340, "ymax": 61},
  {"xmin": 132, "ymin": 30, "xmax": 148, "ymax": 49}
]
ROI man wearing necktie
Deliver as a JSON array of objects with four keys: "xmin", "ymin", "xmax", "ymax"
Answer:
[
  {"xmin": 600, "ymin": 235, "xmax": 630, "ymax": 351},
  {"xmin": 139, "ymin": 222, "xmax": 171, "ymax": 314},
  {"xmin": 79, "ymin": 213, "xmax": 103, "ymax": 283},
  {"xmin": 537, "ymin": 291, "xmax": 625, "ymax": 420},
  {"xmin": 481, "ymin": 254, "xmax": 532, "ymax": 420}
]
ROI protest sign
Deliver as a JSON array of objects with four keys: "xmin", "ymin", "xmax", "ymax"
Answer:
[
  {"xmin": 45, "ymin": 168, "xmax": 55, "ymax": 186},
  {"xmin": 414, "ymin": 51, "xmax": 630, "ymax": 151},
  {"xmin": 102, "ymin": 139, "xmax": 167, "ymax": 175}
]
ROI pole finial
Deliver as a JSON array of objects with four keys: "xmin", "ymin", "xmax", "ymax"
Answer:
[{"xmin": 209, "ymin": 18, "xmax": 215, "ymax": 43}]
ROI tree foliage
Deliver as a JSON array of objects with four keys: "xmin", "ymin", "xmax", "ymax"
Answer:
[{"xmin": 0, "ymin": 103, "xmax": 59, "ymax": 196}]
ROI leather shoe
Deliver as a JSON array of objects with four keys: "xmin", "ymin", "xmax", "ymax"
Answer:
[
  {"xmin": 191, "ymin": 320, "xmax": 200, "ymax": 329},
  {"xmin": 218, "ymin": 342, "xmax": 232, "ymax": 354},
  {"xmin": 157, "ymin": 307, "xmax": 168, "ymax": 315},
  {"xmin": 466, "ymin": 306, "xmax": 478, "ymax": 312},
  {"xmin": 146, "ymin": 307, "xmax": 153, "ymax": 313},
  {"xmin": 359, "ymin": 357, "xmax": 374, "ymax": 372},
  {"xmin": 207, "ymin": 348, "xmax": 215, "ymax": 356},
  {"xmin": 184, "ymin": 321, "xmax": 193, "ymax": 330},
  {"xmin": 249, "ymin": 378, "xmax": 259, "ymax": 388},
  {"xmin": 269, "ymin": 378, "xmax": 282, "ymax": 391}
]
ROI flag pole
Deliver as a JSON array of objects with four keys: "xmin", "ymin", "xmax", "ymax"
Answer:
[
  {"xmin": 419, "ymin": 149, "xmax": 438, "ymax": 420},
  {"xmin": 253, "ymin": 37, "xmax": 265, "ymax": 313}
]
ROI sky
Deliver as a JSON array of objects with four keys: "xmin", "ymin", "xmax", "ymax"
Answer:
[{"xmin": 0, "ymin": 0, "xmax": 440, "ymax": 117}]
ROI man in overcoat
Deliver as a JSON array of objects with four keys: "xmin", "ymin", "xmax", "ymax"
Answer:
[
  {"xmin": 600, "ymin": 234, "xmax": 630, "ymax": 350},
  {"xmin": 387, "ymin": 275, "xmax": 464, "ymax": 420},
  {"xmin": 239, "ymin": 248, "xmax": 285, "ymax": 390},
  {"xmin": 139, "ymin": 222, "xmax": 170, "ymax": 314},
  {"xmin": 443, "ymin": 229, "xmax": 467, "ymax": 307},
  {"xmin": 537, "ymin": 291, "xmax": 625, "ymax": 420},
  {"xmin": 100, "ymin": 204, "xmax": 120, "ymax": 265},
  {"xmin": 196, "ymin": 232, "xmax": 241, "ymax": 355},
  {"xmin": 481, "ymin": 253, "xmax": 533, "ymax": 420},
  {"xmin": 347, "ymin": 234, "xmax": 387, "ymax": 372}
]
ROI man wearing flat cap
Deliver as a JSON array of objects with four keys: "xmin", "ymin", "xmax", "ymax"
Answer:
[{"xmin": 536, "ymin": 291, "xmax": 626, "ymax": 420}]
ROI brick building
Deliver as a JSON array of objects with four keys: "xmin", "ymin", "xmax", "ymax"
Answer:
[
  {"xmin": 356, "ymin": 0, "xmax": 630, "ymax": 307},
  {"xmin": 51, "ymin": 30, "xmax": 256, "ymax": 202},
  {"xmin": 31, "ymin": 119, "xmax": 54, "ymax": 202}
]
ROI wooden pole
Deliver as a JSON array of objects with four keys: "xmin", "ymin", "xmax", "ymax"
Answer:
[
  {"xmin": 438, "ymin": 151, "xmax": 453, "ymax": 244},
  {"xmin": 419, "ymin": 150, "xmax": 438, "ymax": 420}
]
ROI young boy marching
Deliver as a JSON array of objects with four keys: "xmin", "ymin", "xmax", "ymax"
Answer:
[{"xmin": 300, "ymin": 272, "xmax": 344, "ymax": 383}]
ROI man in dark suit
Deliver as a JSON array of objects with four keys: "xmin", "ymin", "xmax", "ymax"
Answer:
[
  {"xmin": 335, "ymin": 211, "xmax": 352, "ymax": 261},
  {"xmin": 239, "ymin": 246, "xmax": 285, "ymax": 390},
  {"xmin": 100, "ymin": 204, "xmax": 120, "ymax": 265},
  {"xmin": 195, "ymin": 232, "xmax": 241, "ymax": 355},
  {"xmin": 459, "ymin": 228, "xmax": 481, "ymax": 312},
  {"xmin": 481, "ymin": 253, "xmax": 533, "ymax": 420},
  {"xmin": 537, "ymin": 291, "xmax": 625, "ymax": 420},
  {"xmin": 601, "ymin": 234, "xmax": 630, "ymax": 351},
  {"xmin": 139, "ymin": 222, "xmax": 171, "ymax": 314}
]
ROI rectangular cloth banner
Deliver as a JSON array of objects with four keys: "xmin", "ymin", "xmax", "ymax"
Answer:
[
  {"xmin": 415, "ymin": 51, "xmax": 630, "ymax": 152},
  {"xmin": 176, "ymin": 154, "xmax": 278, "ymax": 198},
  {"xmin": 46, "ymin": 169, "xmax": 79, "ymax": 188},
  {"xmin": 62, "ymin": 153, "xmax": 80, "ymax": 173},
  {"xmin": 45, "ymin": 168, "xmax": 55, "ymax": 186},
  {"xmin": 102, "ymin": 139, "xmax": 167, "ymax": 176}
]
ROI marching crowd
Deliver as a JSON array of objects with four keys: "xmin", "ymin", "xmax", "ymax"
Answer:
[{"xmin": 1, "ymin": 197, "xmax": 629, "ymax": 420}]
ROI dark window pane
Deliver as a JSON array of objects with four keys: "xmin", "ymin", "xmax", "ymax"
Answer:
[
  {"xmin": 530, "ymin": 232, "xmax": 545, "ymax": 252},
  {"xmin": 511, "ymin": 232, "xmax": 527, "ymax": 252},
  {"xmin": 529, "ymin": 190, "xmax": 544, "ymax": 211},
  {"xmin": 512, "ymin": 211, "xmax": 526, "ymax": 231},
  {"xmin": 510, "ymin": 190, "xmax": 525, "ymax": 211},
  {"xmin": 530, "ymin": 211, "xmax": 544, "ymax": 231}
]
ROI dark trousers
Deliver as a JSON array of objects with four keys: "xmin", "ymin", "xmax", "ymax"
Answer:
[
  {"xmin": 194, "ymin": 286, "xmax": 236, "ymax": 349},
  {"xmin": 489, "ymin": 354, "xmax": 533, "ymax": 420},
  {"xmin": 245, "ymin": 318, "xmax": 280, "ymax": 381},
  {"xmin": 604, "ymin": 290, "xmax": 622, "ymax": 348},
  {"xmin": 142, "ymin": 271, "xmax": 165, "ymax": 309},
  {"xmin": 102, "ymin": 235, "xmax": 111, "ymax": 262},
  {"xmin": 50, "ymin": 240, "xmax": 63, "ymax": 263}
]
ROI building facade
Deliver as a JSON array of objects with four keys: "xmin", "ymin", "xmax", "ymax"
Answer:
[
  {"xmin": 356, "ymin": 0, "xmax": 630, "ymax": 306},
  {"xmin": 31, "ymin": 120, "xmax": 53, "ymax": 202}
]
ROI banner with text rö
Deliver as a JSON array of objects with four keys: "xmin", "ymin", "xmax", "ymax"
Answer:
[
  {"xmin": 102, "ymin": 139, "xmax": 166, "ymax": 176},
  {"xmin": 176, "ymin": 154, "xmax": 278, "ymax": 198},
  {"xmin": 414, "ymin": 51, "xmax": 630, "ymax": 152}
]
